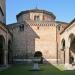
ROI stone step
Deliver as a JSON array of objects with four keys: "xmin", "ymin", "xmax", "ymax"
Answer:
[
  {"xmin": 65, "ymin": 64, "xmax": 75, "ymax": 70},
  {"xmin": 0, "ymin": 65, "xmax": 10, "ymax": 71}
]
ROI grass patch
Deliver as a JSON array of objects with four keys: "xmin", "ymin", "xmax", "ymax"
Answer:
[{"xmin": 0, "ymin": 64, "xmax": 75, "ymax": 75}]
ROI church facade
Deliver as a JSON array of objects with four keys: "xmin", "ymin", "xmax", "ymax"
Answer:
[
  {"xmin": 0, "ymin": 0, "xmax": 75, "ymax": 65},
  {"xmin": 8, "ymin": 9, "xmax": 68, "ymax": 64}
]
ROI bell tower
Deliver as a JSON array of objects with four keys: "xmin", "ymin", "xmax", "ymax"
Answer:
[{"xmin": 0, "ymin": 0, "xmax": 6, "ymax": 24}]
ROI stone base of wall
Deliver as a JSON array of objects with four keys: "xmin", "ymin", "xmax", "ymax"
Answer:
[
  {"xmin": 43, "ymin": 59, "xmax": 60, "ymax": 64},
  {"xmin": 13, "ymin": 58, "xmax": 61, "ymax": 64}
]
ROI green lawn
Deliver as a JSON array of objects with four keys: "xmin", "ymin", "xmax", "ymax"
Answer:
[{"xmin": 0, "ymin": 64, "xmax": 75, "ymax": 75}]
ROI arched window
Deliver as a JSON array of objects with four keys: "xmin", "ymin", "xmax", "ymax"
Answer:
[
  {"xmin": 58, "ymin": 26, "xmax": 60, "ymax": 31},
  {"xmin": 19, "ymin": 24, "xmax": 24, "ymax": 31},
  {"xmin": 34, "ymin": 15, "xmax": 40, "ymax": 21},
  {"xmin": 61, "ymin": 39, "xmax": 65, "ymax": 50},
  {"xmin": 37, "ymin": 26, "xmax": 39, "ymax": 30}
]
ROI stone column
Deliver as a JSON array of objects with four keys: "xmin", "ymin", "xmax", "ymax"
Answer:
[
  {"xmin": 4, "ymin": 35, "xmax": 8, "ymax": 66},
  {"xmin": 4, "ymin": 32, "xmax": 8, "ymax": 66},
  {"xmin": 74, "ymin": 55, "xmax": 75, "ymax": 62},
  {"xmin": 4, "ymin": 50, "xmax": 8, "ymax": 65},
  {"xmin": 60, "ymin": 49, "xmax": 65, "ymax": 64},
  {"xmin": 65, "ymin": 47, "xmax": 70, "ymax": 64},
  {"xmin": 65, "ymin": 39, "xmax": 70, "ymax": 65}
]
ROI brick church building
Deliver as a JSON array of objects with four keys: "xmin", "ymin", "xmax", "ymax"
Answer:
[{"xmin": 0, "ymin": 0, "xmax": 75, "ymax": 66}]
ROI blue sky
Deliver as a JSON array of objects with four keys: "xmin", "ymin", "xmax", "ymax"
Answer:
[{"xmin": 6, "ymin": 0, "xmax": 75, "ymax": 24}]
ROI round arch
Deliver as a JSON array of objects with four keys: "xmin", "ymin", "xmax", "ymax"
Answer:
[
  {"xmin": 34, "ymin": 51, "xmax": 43, "ymax": 63},
  {"xmin": 61, "ymin": 38, "xmax": 65, "ymax": 50},
  {"xmin": 69, "ymin": 33, "xmax": 75, "ymax": 47},
  {"xmin": 0, "ymin": 35, "xmax": 5, "ymax": 65},
  {"xmin": 60, "ymin": 38, "xmax": 65, "ymax": 64},
  {"xmin": 34, "ymin": 51, "xmax": 42, "ymax": 57},
  {"xmin": 68, "ymin": 33, "xmax": 75, "ymax": 64},
  {"xmin": 8, "ymin": 40, "xmax": 12, "ymax": 64}
]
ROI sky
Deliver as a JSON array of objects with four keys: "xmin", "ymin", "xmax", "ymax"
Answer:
[{"xmin": 6, "ymin": 0, "xmax": 75, "ymax": 24}]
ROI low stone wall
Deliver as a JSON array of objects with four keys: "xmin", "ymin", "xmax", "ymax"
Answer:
[{"xmin": 13, "ymin": 58, "xmax": 61, "ymax": 64}]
